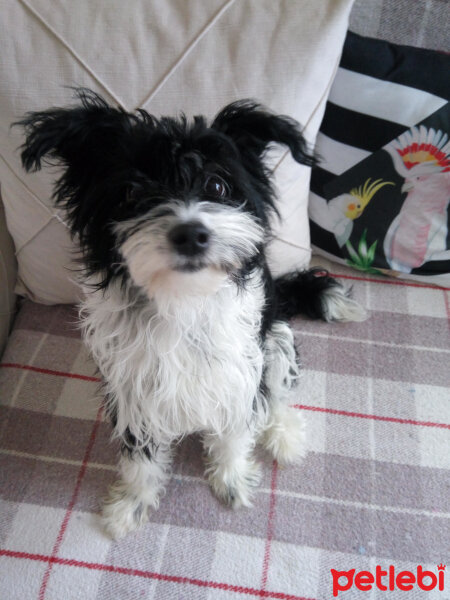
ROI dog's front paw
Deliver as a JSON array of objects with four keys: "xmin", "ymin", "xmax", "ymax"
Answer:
[
  {"xmin": 101, "ymin": 482, "xmax": 149, "ymax": 539},
  {"xmin": 263, "ymin": 406, "xmax": 307, "ymax": 465},
  {"xmin": 208, "ymin": 460, "xmax": 261, "ymax": 509}
]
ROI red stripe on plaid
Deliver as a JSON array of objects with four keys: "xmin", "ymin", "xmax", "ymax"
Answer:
[
  {"xmin": 0, "ymin": 549, "xmax": 315, "ymax": 600},
  {"xmin": 261, "ymin": 460, "xmax": 278, "ymax": 591},
  {"xmin": 329, "ymin": 272, "xmax": 450, "ymax": 291},
  {"xmin": 294, "ymin": 404, "xmax": 450, "ymax": 429},
  {"xmin": 0, "ymin": 362, "xmax": 101, "ymax": 382},
  {"xmin": 38, "ymin": 405, "xmax": 103, "ymax": 600},
  {"xmin": 2, "ymin": 362, "xmax": 447, "ymax": 430}
]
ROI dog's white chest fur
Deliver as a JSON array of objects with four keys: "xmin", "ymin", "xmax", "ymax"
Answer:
[{"xmin": 81, "ymin": 274, "xmax": 265, "ymax": 443}]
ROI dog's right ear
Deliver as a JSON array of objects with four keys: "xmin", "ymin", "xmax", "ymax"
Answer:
[
  {"xmin": 14, "ymin": 89, "xmax": 158, "ymax": 263},
  {"xmin": 15, "ymin": 89, "xmax": 130, "ymax": 173}
]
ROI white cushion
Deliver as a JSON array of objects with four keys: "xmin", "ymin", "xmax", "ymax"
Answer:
[{"xmin": 0, "ymin": 0, "xmax": 354, "ymax": 303}]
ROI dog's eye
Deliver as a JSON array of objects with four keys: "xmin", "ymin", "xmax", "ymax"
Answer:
[{"xmin": 204, "ymin": 175, "xmax": 229, "ymax": 198}]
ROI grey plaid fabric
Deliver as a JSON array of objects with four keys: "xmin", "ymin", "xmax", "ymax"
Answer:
[
  {"xmin": 0, "ymin": 259, "xmax": 449, "ymax": 599},
  {"xmin": 350, "ymin": 0, "xmax": 450, "ymax": 51}
]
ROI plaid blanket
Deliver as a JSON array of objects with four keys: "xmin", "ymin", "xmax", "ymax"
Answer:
[{"xmin": 1, "ymin": 260, "xmax": 449, "ymax": 600}]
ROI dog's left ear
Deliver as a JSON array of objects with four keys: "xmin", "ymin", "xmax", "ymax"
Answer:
[{"xmin": 211, "ymin": 100, "xmax": 316, "ymax": 166}]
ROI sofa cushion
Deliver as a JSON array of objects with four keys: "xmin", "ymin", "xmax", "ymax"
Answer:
[
  {"xmin": 0, "ymin": 0, "xmax": 354, "ymax": 303},
  {"xmin": 309, "ymin": 31, "xmax": 450, "ymax": 286},
  {"xmin": 349, "ymin": 0, "xmax": 449, "ymax": 52},
  {"xmin": 0, "ymin": 195, "xmax": 17, "ymax": 356}
]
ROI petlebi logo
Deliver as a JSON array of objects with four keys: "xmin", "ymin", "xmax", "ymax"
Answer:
[{"xmin": 331, "ymin": 564, "xmax": 446, "ymax": 597}]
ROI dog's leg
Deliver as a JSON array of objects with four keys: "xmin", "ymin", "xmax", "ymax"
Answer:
[
  {"xmin": 102, "ymin": 441, "xmax": 171, "ymax": 539},
  {"xmin": 203, "ymin": 430, "xmax": 261, "ymax": 508},
  {"xmin": 261, "ymin": 321, "xmax": 307, "ymax": 464}
]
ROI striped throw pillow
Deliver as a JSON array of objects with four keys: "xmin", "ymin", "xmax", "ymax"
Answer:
[{"xmin": 309, "ymin": 32, "xmax": 450, "ymax": 286}]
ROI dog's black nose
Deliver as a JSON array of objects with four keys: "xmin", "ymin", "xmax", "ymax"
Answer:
[{"xmin": 168, "ymin": 221, "xmax": 210, "ymax": 256}]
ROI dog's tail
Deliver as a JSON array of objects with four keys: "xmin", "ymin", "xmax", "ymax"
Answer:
[{"xmin": 273, "ymin": 268, "xmax": 367, "ymax": 322}]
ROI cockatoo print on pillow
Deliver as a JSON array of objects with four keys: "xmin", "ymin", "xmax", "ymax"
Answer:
[
  {"xmin": 327, "ymin": 178, "xmax": 394, "ymax": 248},
  {"xmin": 383, "ymin": 126, "xmax": 450, "ymax": 273}
]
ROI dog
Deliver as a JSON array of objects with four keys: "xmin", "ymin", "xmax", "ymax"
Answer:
[{"xmin": 17, "ymin": 90, "xmax": 366, "ymax": 539}]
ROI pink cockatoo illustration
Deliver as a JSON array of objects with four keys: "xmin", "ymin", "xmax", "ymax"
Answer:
[{"xmin": 384, "ymin": 126, "xmax": 450, "ymax": 273}]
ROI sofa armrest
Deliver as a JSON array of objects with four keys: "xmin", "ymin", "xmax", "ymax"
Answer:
[{"xmin": 0, "ymin": 189, "xmax": 17, "ymax": 356}]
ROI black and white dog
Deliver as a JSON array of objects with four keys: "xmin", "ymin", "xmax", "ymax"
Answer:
[{"xmin": 17, "ymin": 90, "xmax": 366, "ymax": 538}]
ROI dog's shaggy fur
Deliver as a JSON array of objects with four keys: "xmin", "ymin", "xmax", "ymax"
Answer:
[{"xmin": 17, "ymin": 90, "xmax": 366, "ymax": 538}]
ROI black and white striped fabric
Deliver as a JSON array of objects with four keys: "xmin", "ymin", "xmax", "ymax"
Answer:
[{"xmin": 309, "ymin": 31, "xmax": 450, "ymax": 285}]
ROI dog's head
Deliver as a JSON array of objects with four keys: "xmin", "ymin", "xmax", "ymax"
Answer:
[{"xmin": 17, "ymin": 89, "xmax": 314, "ymax": 301}]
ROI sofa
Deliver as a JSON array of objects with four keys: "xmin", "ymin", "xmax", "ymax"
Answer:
[{"xmin": 1, "ymin": 2, "xmax": 449, "ymax": 599}]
